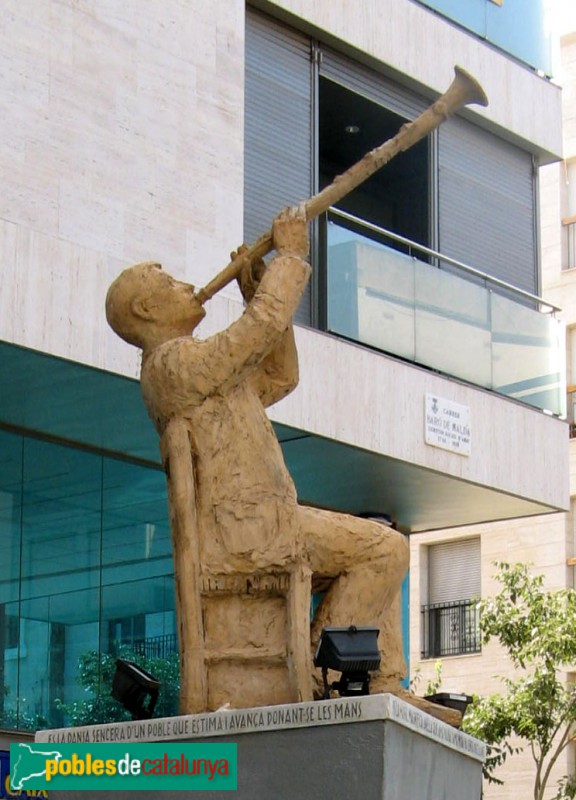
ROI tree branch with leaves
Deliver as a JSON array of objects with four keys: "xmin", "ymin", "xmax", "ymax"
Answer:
[{"xmin": 462, "ymin": 562, "xmax": 576, "ymax": 800}]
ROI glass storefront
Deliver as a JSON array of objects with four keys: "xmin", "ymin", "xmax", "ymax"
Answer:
[{"xmin": 0, "ymin": 429, "xmax": 178, "ymax": 731}]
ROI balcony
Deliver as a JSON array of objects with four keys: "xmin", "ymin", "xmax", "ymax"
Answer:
[
  {"xmin": 421, "ymin": 600, "xmax": 481, "ymax": 659},
  {"xmin": 0, "ymin": 309, "xmax": 568, "ymax": 537},
  {"xmin": 325, "ymin": 209, "xmax": 565, "ymax": 417}
]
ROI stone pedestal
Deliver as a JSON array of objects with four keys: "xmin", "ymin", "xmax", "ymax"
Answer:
[{"xmin": 36, "ymin": 693, "xmax": 485, "ymax": 799}]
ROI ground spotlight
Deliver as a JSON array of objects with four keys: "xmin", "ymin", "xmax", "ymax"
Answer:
[
  {"xmin": 111, "ymin": 659, "xmax": 161, "ymax": 720},
  {"xmin": 314, "ymin": 626, "xmax": 380, "ymax": 699},
  {"xmin": 425, "ymin": 692, "xmax": 474, "ymax": 716}
]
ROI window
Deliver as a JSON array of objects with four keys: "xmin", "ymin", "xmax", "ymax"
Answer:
[
  {"xmin": 563, "ymin": 160, "xmax": 576, "ymax": 270},
  {"xmin": 0, "ymin": 428, "xmax": 178, "ymax": 731},
  {"xmin": 319, "ymin": 76, "xmax": 430, "ymax": 249},
  {"xmin": 4, "ymin": 616, "xmax": 19, "ymax": 651},
  {"xmin": 245, "ymin": 9, "xmax": 539, "ymax": 327},
  {"xmin": 567, "ymin": 328, "xmax": 576, "ymax": 436},
  {"xmin": 421, "ymin": 538, "xmax": 481, "ymax": 658},
  {"xmin": 244, "ymin": 9, "xmax": 431, "ymax": 329}
]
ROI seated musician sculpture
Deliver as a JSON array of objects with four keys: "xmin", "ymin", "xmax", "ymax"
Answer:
[{"xmin": 105, "ymin": 206, "xmax": 410, "ymax": 714}]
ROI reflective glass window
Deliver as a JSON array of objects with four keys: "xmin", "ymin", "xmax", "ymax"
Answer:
[{"xmin": 0, "ymin": 429, "xmax": 177, "ymax": 731}]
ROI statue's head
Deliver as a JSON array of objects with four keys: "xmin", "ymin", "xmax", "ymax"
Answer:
[{"xmin": 106, "ymin": 262, "xmax": 206, "ymax": 350}]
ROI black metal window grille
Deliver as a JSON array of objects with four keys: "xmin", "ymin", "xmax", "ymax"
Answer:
[
  {"xmin": 421, "ymin": 599, "xmax": 480, "ymax": 658},
  {"xmin": 132, "ymin": 633, "xmax": 178, "ymax": 660}
]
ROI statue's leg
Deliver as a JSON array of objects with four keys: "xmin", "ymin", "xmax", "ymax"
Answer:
[{"xmin": 298, "ymin": 506, "xmax": 409, "ymax": 689}]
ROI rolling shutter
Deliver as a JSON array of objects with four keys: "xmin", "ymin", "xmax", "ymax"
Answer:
[
  {"xmin": 244, "ymin": 10, "xmax": 313, "ymax": 324},
  {"xmin": 438, "ymin": 117, "xmax": 537, "ymax": 294},
  {"xmin": 428, "ymin": 538, "xmax": 481, "ymax": 605},
  {"xmin": 319, "ymin": 49, "xmax": 428, "ymax": 120}
]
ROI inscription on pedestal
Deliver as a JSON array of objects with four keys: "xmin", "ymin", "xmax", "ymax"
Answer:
[{"xmin": 36, "ymin": 695, "xmax": 485, "ymax": 763}]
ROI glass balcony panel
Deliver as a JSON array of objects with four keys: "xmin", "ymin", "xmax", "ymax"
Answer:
[
  {"xmin": 414, "ymin": 263, "xmax": 492, "ymax": 388},
  {"xmin": 491, "ymin": 293, "xmax": 564, "ymax": 414},
  {"xmin": 327, "ymin": 222, "xmax": 416, "ymax": 361},
  {"xmin": 325, "ymin": 213, "xmax": 564, "ymax": 416}
]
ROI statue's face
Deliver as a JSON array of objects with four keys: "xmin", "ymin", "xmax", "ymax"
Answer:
[{"xmin": 143, "ymin": 265, "xmax": 206, "ymax": 331}]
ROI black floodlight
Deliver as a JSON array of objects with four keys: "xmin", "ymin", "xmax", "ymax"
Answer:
[
  {"xmin": 111, "ymin": 659, "xmax": 160, "ymax": 720},
  {"xmin": 314, "ymin": 626, "xmax": 380, "ymax": 699},
  {"xmin": 425, "ymin": 692, "xmax": 474, "ymax": 716}
]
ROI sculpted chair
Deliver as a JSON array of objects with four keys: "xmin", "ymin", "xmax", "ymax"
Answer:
[
  {"xmin": 199, "ymin": 566, "xmax": 314, "ymax": 710},
  {"xmin": 161, "ymin": 416, "xmax": 314, "ymax": 713}
]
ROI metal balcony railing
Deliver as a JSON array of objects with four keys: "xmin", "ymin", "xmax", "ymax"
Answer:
[
  {"xmin": 325, "ymin": 209, "xmax": 565, "ymax": 416},
  {"xmin": 132, "ymin": 633, "xmax": 178, "ymax": 660},
  {"xmin": 421, "ymin": 600, "xmax": 481, "ymax": 659}
]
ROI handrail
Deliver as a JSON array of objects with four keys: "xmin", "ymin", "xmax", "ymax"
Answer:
[{"xmin": 328, "ymin": 207, "xmax": 561, "ymax": 314}]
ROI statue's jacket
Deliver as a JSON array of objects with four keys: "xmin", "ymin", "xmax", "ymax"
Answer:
[{"xmin": 140, "ymin": 255, "xmax": 311, "ymax": 573}]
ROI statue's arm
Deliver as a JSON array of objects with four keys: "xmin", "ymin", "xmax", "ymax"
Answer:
[
  {"xmin": 186, "ymin": 206, "xmax": 308, "ymax": 398},
  {"xmin": 201, "ymin": 252, "xmax": 310, "ymax": 395},
  {"xmin": 250, "ymin": 324, "xmax": 299, "ymax": 407},
  {"xmin": 234, "ymin": 246, "xmax": 301, "ymax": 406}
]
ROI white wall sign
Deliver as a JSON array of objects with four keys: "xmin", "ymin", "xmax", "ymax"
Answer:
[{"xmin": 425, "ymin": 394, "xmax": 471, "ymax": 456}]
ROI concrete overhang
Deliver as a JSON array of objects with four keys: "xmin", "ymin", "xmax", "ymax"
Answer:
[
  {"xmin": 279, "ymin": 422, "xmax": 564, "ymax": 533},
  {"xmin": 271, "ymin": 325, "xmax": 569, "ymax": 532},
  {"xmin": 0, "ymin": 338, "xmax": 568, "ymax": 534}
]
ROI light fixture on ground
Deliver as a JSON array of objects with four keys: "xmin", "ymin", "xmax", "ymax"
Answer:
[
  {"xmin": 314, "ymin": 625, "xmax": 380, "ymax": 699},
  {"xmin": 111, "ymin": 659, "xmax": 161, "ymax": 720},
  {"xmin": 425, "ymin": 692, "xmax": 474, "ymax": 716}
]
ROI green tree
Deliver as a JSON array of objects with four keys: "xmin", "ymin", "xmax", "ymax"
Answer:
[
  {"xmin": 55, "ymin": 645, "xmax": 180, "ymax": 727},
  {"xmin": 462, "ymin": 562, "xmax": 576, "ymax": 800}
]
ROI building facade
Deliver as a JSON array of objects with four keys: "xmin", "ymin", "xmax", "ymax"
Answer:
[
  {"xmin": 0, "ymin": 0, "xmax": 567, "ymax": 766},
  {"xmin": 410, "ymin": 25, "xmax": 576, "ymax": 800}
]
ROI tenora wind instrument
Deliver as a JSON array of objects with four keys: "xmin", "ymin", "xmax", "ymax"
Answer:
[{"xmin": 194, "ymin": 66, "xmax": 488, "ymax": 305}]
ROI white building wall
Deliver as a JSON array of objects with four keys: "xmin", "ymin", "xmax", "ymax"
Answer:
[
  {"xmin": 0, "ymin": 0, "xmax": 570, "ymax": 784},
  {"xmin": 275, "ymin": 326, "xmax": 568, "ymax": 514},
  {"xmin": 0, "ymin": 0, "xmax": 562, "ymax": 375},
  {"xmin": 0, "ymin": 0, "xmax": 567, "ymax": 511},
  {"xmin": 409, "ymin": 514, "xmax": 570, "ymax": 800},
  {"xmin": 562, "ymin": 34, "xmax": 576, "ymax": 154},
  {"xmin": 0, "ymin": 0, "xmax": 246, "ymax": 376},
  {"xmin": 543, "ymin": 32, "xmax": 576, "ymax": 507},
  {"xmin": 409, "ymin": 29, "xmax": 576, "ymax": 800},
  {"xmin": 542, "ymin": 34, "xmax": 576, "ymax": 311}
]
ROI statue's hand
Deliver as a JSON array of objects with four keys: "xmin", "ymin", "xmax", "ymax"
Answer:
[
  {"xmin": 273, "ymin": 204, "xmax": 309, "ymax": 259},
  {"xmin": 233, "ymin": 244, "xmax": 266, "ymax": 303}
]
